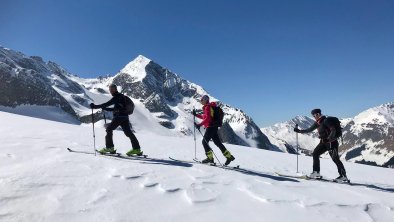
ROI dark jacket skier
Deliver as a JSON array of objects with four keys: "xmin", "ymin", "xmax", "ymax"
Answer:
[
  {"xmin": 294, "ymin": 109, "xmax": 349, "ymax": 183},
  {"xmin": 90, "ymin": 84, "xmax": 142, "ymax": 156}
]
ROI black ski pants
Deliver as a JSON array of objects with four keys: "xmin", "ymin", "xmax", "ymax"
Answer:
[
  {"xmin": 312, "ymin": 140, "xmax": 347, "ymax": 177},
  {"xmin": 105, "ymin": 116, "xmax": 140, "ymax": 149},
  {"xmin": 202, "ymin": 126, "xmax": 227, "ymax": 153}
]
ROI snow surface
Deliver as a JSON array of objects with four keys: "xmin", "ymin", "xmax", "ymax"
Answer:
[
  {"xmin": 0, "ymin": 105, "xmax": 79, "ymax": 124},
  {"xmin": 1, "ymin": 111, "xmax": 394, "ymax": 222}
]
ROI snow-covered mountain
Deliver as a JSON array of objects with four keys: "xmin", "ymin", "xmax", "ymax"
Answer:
[
  {"xmin": 1, "ymin": 110, "xmax": 394, "ymax": 222},
  {"xmin": 261, "ymin": 116, "xmax": 318, "ymax": 154},
  {"xmin": 110, "ymin": 55, "xmax": 272, "ymax": 149},
  {"xmin": 261, "ymin": 103, "xmax": 394, "ymax": 168},
  {"xmin": 0, "ymin": 46, "xmax": 273, "ymax": 150}
]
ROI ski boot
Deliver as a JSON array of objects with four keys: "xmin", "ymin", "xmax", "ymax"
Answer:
[
  {"xmin": 126, "ymin": 149, "xmax": 143, "ymax": 157},
  {"xmin": 223, "ymin": 150, "xmax": 235, "ymax": 166},
  {"xmin": 308, "ymin": 171, "xmax": 322, "ymax": 179},
  {"xmin": 98, "ymin": 147, "xmax": 116, "ymax": 155},
  {"xmin": 201, "ymin": 150, "xmax": 214, "ymax": 164},
  {"xmin": 333, "ymin": 175, "xmax": 350, "ymax": 183}
]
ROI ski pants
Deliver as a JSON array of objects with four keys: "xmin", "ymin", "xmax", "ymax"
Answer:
[
  {"xmin": 312, "ymin": 140, "xmax": 347, "ymax": 176},
  {"xmin": 202, "ymin": 126, "xmax": 227, "ymax": 154},
  {"xmin": 105, "ymin": 116, "xmax": 140, "ymax": 149}
]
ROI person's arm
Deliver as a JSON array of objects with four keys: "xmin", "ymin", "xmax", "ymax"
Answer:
[
  {"xmin": 324, "ymin": 120, "xmax": 337, "ymax": 141},
  {"xmin": 102, "ymin": 107, "xmax": 114, "ymax": 111},
  {"xmin": 298, "ymin": 122, "xmax": 318, "ymax": 134},
  {"xmin": 198, "ymin": 106, "xmax": 212, "ymax": 126},
  {"xmin": 95, "ymin": 97, "xmax": 116, "ymax": 109},
  {"xmin": 195, "ymin": 110, "xmax": 204, "ymax": 119},
  {"xmin": 327, "ymin": 127, "xmax": 336, "ymax": 141}
]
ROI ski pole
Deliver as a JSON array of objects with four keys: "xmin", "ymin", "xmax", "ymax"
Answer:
[
  {"xmin": 92, "ymin": 108, "xmax": 96, "ymax": 156},
  {"xmin": 295, "ymin": 124, "xmax": 299, "ymax": 173},
  {"xmin": 196, "ymin": 127, "xmax": 223, "ymax": 166},
  {"xmin": 193, "ymin": 107, "xmax": 197, "ymax": 160}
]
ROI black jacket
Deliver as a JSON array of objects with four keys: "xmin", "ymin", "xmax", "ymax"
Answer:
[
  {"xmin": 299, "ymin": 116, "xmax": 337, "ymax": 141},
  {"xmin": 94, "ymin": 92, "xmax": 128, "ymax": 117}
]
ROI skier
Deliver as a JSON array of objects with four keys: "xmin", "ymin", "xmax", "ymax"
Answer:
[
  {"xmin": 192, "ymin": 95, "xmax": 235, "ymax": 165},
  {"xmin": 294, "ymin": 109, "xmax": 349, "ymax": 183},
  {"xmin": 90, "ymin": 84, "xmax": 143, "ymax": 156}
]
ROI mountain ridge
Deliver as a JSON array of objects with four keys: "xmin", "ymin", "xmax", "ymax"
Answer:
[{"xmin": 0, "ymin": 46, "xmax": 273, "ymax": 150}]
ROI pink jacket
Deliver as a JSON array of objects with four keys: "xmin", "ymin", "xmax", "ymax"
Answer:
[{"xmin": 196, "ymin": 102, "xmax": 217, "ymax": 128}]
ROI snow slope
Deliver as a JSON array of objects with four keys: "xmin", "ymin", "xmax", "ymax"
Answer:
[{"xmin": 1, "ymin": 111, "xmax": 394, "ymax": 222}]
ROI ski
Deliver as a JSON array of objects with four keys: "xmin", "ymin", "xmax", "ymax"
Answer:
[
  {"xmin": 120, "ymin": 153, "xmax": 148, "ymax": 159},
  {"xmin": 169, "ymin": 157, "xmax": 240, "ymax": 169},
  {"xmin": 95, "ymin": 149, "xmax": 121, "ymax": 156},
  {"xmin": 67, "ymin": 147, "xmax": 95, "ymax": 155},
  {"xmin": 67, "ymin": 148, "xmax": 147, "ymax": 158},
  {"xmin": 275, "ymin": 172, "xmax": 351, "ymax": 184},
  {"xmin": 192, "ymin": 158, "xmax": 240, "ymax": 169},
  {"xmin": 95, "ymin": 150, "xmax": 148, "ymax": 159}
]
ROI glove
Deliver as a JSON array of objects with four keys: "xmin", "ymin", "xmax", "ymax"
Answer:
[
  {"xmin": 90, "ymin": 103, "xmax": 96, "ymax": 109},
  {"xmin": 192, "ymin": 109, "xmax": 197, "ymax": 116},
  {"xmin": 294, "ymin": 128, "xmax": 301, "ymax": 133},
  {"xmin": 194, "ymin": 122, "xmax": 201, "ymax": 130}
]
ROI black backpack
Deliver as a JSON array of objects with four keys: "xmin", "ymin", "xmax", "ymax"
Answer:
[
  {"xmin": 211, "ymin": 105, "xmax": 224, "ymax": 127},
  {"xmin": 324, "ymin": 116, "xmax": 342, "ymax": 138},
  {"xmin": 123, "ymin": 95, "xmax": 135, "ymax": 115}
]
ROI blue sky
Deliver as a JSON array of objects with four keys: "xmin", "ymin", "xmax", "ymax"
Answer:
[{"xmin": 1, "ymin": 0, "xmax": 393, "ymax": 127}]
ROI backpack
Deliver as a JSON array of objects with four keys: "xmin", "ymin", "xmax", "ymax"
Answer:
[
  {"xmin": 123, "ymin": 95, "xmax": 135, "ymax": 115},
  {"xmin": 210, "ymin": 105, "xmax": 224, "ymax": 127},
  {"xmin": 324, "ymin": 116, "xmax": 342, "ymax": 138}
]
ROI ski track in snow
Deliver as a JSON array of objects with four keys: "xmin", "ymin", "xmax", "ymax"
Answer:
[{"xmin": 1, "ymin": 111, "xmax": 394, "ymax": 222}]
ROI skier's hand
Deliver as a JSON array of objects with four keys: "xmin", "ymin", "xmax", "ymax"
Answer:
[
  {"xmin": 90, "ymin": 103, "xmax": 96, "ymax": 109},
  {"xmin": 192, "ymin": 109, "xmax": 197, "ymax": 116},
  {"xmin": 294, "ymin": 128, "xmax": 301, "ymax": 133},
  {"xmin": 194, "ymin": 122, "xmax": 201, "ymax": 130}
]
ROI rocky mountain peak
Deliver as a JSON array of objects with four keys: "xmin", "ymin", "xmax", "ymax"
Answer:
[{"xmin": 119, "ymin": 55, "xmax": 152, "ymax": 82}]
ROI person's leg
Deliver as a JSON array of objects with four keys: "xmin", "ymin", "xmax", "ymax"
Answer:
[
  {"xmin": 210, "ymin": 127, "xmax": 227, "ymax": 153},
  {"xmin": 120, "ymin": 118, "xmax": 141, "ymax": 150},
  {"xmin": 211, "ymin": 129, "xmax": 235, "ymax": 165},
  {"xmin": 98, "ymin": 117, "xmax": 122, "ymax": 154},
  {"xmin": 312, "ymin": 142, "xmax": 328, "ymax": 173},
  {"xmin": 201, "ymin": 127, "xmax": 215, "ymax": 162},
  {"xmin": 105, "ymin": 118, "xmax": 122, "ymax": 148},
  {"xmin": 202, "ymin": 127, "xmax": 214, "ymax": 153},
  {"xmin": 328, "ymin": 141, "xmax": 347, "ymax": 177}
]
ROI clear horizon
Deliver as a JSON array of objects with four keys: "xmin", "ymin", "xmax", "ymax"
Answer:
[{"xmin": 1, "ymin": 0, "xmax": 393, "ymax": 127}]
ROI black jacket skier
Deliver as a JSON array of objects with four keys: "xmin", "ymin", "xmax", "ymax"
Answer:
[
  {"xmin": 294, "ymin": 109, "xmax": 349, "ymax": 183},
  {"xmin": 90, "ymin": 84, "xmax": 142, "ymax": 156}
]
